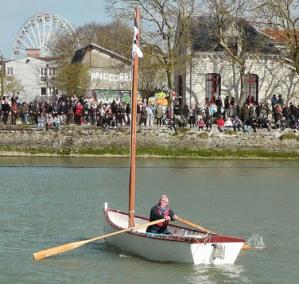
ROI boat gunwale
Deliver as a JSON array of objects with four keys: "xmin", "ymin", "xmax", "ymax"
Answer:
[{"xmin": 104, "ymin": 208, "xmax": 245, "ymax": 244}]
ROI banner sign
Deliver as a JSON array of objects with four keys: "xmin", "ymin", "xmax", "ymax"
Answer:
[
  {"xmin": 91, "ymin": 72, "xmax": 131, "ymax": 82},
  {"xmin": 95, "ymin": 90, "xmax": 133, "ymax": 104},
  {"xmin": 155, "ymin": 91, "xmax": 168, "ymax": 106}
]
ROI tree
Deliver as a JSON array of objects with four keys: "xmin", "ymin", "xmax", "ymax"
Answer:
[
  {"xmin": 51, "ymin": 20, "xmax": 132, "ymax": 66},
  {"xmin": 5, "ymin": 76, "xmax": 24, "ymax": 96},
  {"xmin": 202, "ymin": 0, "xmax": 251, "ymax": 103},
  {"xmin": 250, "ymin": 0, "xmax": 299, "ymax": 75},
  {"xmin": 139, "ymin": 45, "xmax": 167, "ymax": 99},
  {"xmin": 0, "ymin": 71, "xmax": 23, "ymax": 98},
  {"xmin": 76, "ymin": 20, "xmax": 132, "ymax": 58},
  {"xmin": 107, "ymin": 0, "xmax": 196, "ymax": 90},
  {"xmin": 55, "ymin": 63, "xmax": 90, "ymax": 97}
]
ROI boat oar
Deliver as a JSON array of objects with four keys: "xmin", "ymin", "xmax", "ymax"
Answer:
[
  {"xmin": 33, "ymin": 218, "xmax": 165, "ymax": 261},
  {"xmin": 176, "ymin": 215, "xmax": 252, "ymax": 250}
]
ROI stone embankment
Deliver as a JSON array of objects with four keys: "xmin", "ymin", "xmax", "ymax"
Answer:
[{"xmin": 0, "ymin": 125, "xmax": 298, "ymax": 158}]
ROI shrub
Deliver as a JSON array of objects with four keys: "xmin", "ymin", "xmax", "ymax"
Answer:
[
  {"xmin": 225, "ymin": 129, "xmax": 237, "ymax": 135},
  {"xmin": 197, "ymin": 132, "xmax": 209, "ymax": 139},
  {"xmin": 279, "ymin": 132, "xmax": 299, "ymax": 141}
]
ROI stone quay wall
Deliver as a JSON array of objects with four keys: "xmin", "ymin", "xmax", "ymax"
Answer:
[{"xmin": 0, "ymin": 125, "xmax": 298, "ymax": 156}]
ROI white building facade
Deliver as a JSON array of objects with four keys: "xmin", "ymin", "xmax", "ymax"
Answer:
[
  {"xmin": 4, "ymin": 56, "xmax": 58, "ymax": 102},
  {"xmin": 72, "ymin": 43, "xmax": 132, "ymax": 103},
  {"xmin": 175, "ymin": 17, "xmax": 299, "ymax": 107},
  {"xmin": 183, "ymin": 52, "xmax": 299, "ymax": 107}
]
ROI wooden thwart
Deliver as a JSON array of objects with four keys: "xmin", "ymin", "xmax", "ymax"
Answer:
[{"xmin": 33, "ymin": 218, "xmax": 165, "ymax": 261}]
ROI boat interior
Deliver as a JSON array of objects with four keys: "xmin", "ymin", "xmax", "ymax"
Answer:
[{"xmin": 106, "ymin": 209, "xmax": 209, "ymax": 240}]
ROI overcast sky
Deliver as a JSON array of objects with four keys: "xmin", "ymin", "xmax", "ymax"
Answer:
[{"xmin": 0, "ymin": 0, "xmax": 112, "ymax": 59}]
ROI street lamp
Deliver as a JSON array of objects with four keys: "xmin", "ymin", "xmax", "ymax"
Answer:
[
  {"xmin": 0, "ymin": 51, "xmax": 4, "ymax": 98},
  {"xmin": 189, "ymin": 55, "xmax": 192, "ymax": 107}
]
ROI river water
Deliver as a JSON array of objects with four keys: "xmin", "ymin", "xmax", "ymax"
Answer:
[{"xmin": 0, "ymin": 157, "xmax": 298, "ymax": 284}]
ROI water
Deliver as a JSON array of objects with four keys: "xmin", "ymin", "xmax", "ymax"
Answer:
[{"xmin": 0, "ymin": 157, "xmax": 298, "ymax": 284}]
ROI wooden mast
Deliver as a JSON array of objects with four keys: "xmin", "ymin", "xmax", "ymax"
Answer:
[{"xmin": 129, "ymin": 7, "xmax": 140, "ymax": 227}]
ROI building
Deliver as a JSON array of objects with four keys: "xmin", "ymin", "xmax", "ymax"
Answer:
[
  {"xmin": 72, "ymin": 43, "xmax": 132, "ymax": 103},
  {"xmin": 0, "ymin": 55, "xmax": 8, "ymax": 97},
  {"xmin": 2, "ymin": 43, "xmax": 132, "ymax": 104},
  {"xmin": 174, "ymin": 16, "xmax": 299, "ymax": 106},
  {"xmin": 4, "ymin": 49, "xmax": 58, "ymax": 102}
]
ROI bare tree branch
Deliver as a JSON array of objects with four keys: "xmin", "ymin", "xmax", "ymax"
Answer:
[{"xmin": 107, "ymin": 0, "xmax": 196, "ymax": 91}]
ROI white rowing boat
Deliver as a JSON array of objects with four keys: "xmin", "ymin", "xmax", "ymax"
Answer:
[{"xmin": 103, "ymin": 204, "xmax": 245, "ymax": 265}]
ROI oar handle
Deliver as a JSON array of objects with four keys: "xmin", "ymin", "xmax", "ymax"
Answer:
[{"xmin": 33, "ymin": 218, "xmax": 165, "ymax": 261}]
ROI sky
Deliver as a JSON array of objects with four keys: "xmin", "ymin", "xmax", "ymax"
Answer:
[{"xmin": 0, "ymin": 0, "xmax": 112, "ymax": 59}]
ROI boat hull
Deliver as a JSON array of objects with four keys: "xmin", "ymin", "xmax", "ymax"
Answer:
[{"xmin": 103, "ymin": 206, "xmax": 245, "ymax": 265}]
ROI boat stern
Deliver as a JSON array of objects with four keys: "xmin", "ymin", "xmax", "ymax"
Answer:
[{"xmin": 191, "ymin": 237, "xmax": 245, "ymax": 265}]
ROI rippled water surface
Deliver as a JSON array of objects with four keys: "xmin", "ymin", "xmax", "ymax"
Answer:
[{"xmin": 0, "ymin": 157, "xmax": 298, "ymax": 284}]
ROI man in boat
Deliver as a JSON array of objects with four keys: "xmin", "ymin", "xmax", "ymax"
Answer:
[{"xmin": 146, "ymin": 195, "xmax": 177, "ymax": 234}]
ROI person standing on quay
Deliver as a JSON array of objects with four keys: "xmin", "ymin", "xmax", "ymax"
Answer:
[
  {"xmin": 155, "ymin": 105, "xmax": 163, "ymax": 127},
  {"xmin": 1, "ymin": 97, "xmax": 10, "ymax": 125}
]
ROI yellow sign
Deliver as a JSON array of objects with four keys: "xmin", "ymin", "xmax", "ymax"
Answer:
[{"xmin": 155, "ymin": 91, "xmax": 168, "ymax": 106}]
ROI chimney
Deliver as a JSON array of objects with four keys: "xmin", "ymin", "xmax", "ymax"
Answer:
[{"xmin": 26, "ymin": 49, "xmax": 41, "ymax": 58}]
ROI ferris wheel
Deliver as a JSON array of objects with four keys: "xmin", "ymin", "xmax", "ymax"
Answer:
[{"xmin": 12, "ymin": 13, "xmax": 75, "ymax": 59}]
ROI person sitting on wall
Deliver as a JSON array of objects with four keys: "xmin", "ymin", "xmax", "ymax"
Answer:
[
  {"xmin": 216, "ymin": 116, "xmax": 225, "ymax": 133},
  {"xmin": 197, "ymin": 116, "xmax": 206, "ymax": 131},
  {"xmin": 224, "ymin": 117, "xmax": 233, "ymax": 131},
  {"xmin": 232, "ymin": 115, "xmax": 243, "ymax": 132}
]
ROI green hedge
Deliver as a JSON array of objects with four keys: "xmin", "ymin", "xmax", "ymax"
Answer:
[{"xmin": 1, "ymin": 145, "xmax": 299, "ymax": 160}]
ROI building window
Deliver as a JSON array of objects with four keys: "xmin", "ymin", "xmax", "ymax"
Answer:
[
  {"xmin": 40, "ymin": 67, "xmax": 47, "ymax": 82},
  {"xmin": 6, "ymin": 67, "xmax": 14, "ymax": 76},
  {"xmin": 49, "ymin": 68, "xmax": 56, "ymax": 76},
  {"xmin": 41, "ymin": 67, "xmax": 47, "ymax": 76},
  {"xmin": 49, "ymin": 87, "xmax": 58, "ymax": 95},
  {"xmin": 41, "ymin": 87, "xmax": 47, "ymax": 95},
  {"xmin": 243, "ymin": 73, "xmax": 258, "ymax": 103},
  {"xmin": 206, "ymin": 73, "xmax": 221, "ymax": 103}
]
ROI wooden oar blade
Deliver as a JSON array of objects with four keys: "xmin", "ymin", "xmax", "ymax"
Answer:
[
  {"xmin": 33, "ymin": 218, "xmax": 165, "ymax": 261},
  {"xmin": 242, "ymin": 244, "xmax": 252, "ymax": 250},
  {"xmin": 32, "ymin": 230, "xmax": 126, "ymax": 261},
  {"xmin": 33, "ymin": 240, "xmax": 87, "ymax": 261}
]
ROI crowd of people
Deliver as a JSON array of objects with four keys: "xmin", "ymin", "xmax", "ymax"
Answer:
[
  {"xmin": 1, "ymin": 94, "xmax": 299, "ymax": 133},
  {"xmin": 170, "ymin": 94, "xmax": 299, "ymax": 133}
]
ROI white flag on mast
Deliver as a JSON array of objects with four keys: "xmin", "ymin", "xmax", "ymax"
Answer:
[{"xmin": 132, "ymin": 15, "xmax": 143, "ymax": 58}]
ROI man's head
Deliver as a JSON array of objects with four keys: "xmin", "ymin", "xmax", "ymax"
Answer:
[{"xmin": 158, "ymin": 195, "xmax": 169, "ymax": 207}]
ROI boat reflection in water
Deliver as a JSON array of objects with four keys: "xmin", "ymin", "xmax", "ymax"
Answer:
[{"xmin": 186, "ymin": 264, "xmax": 246, "ymax": 284}]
